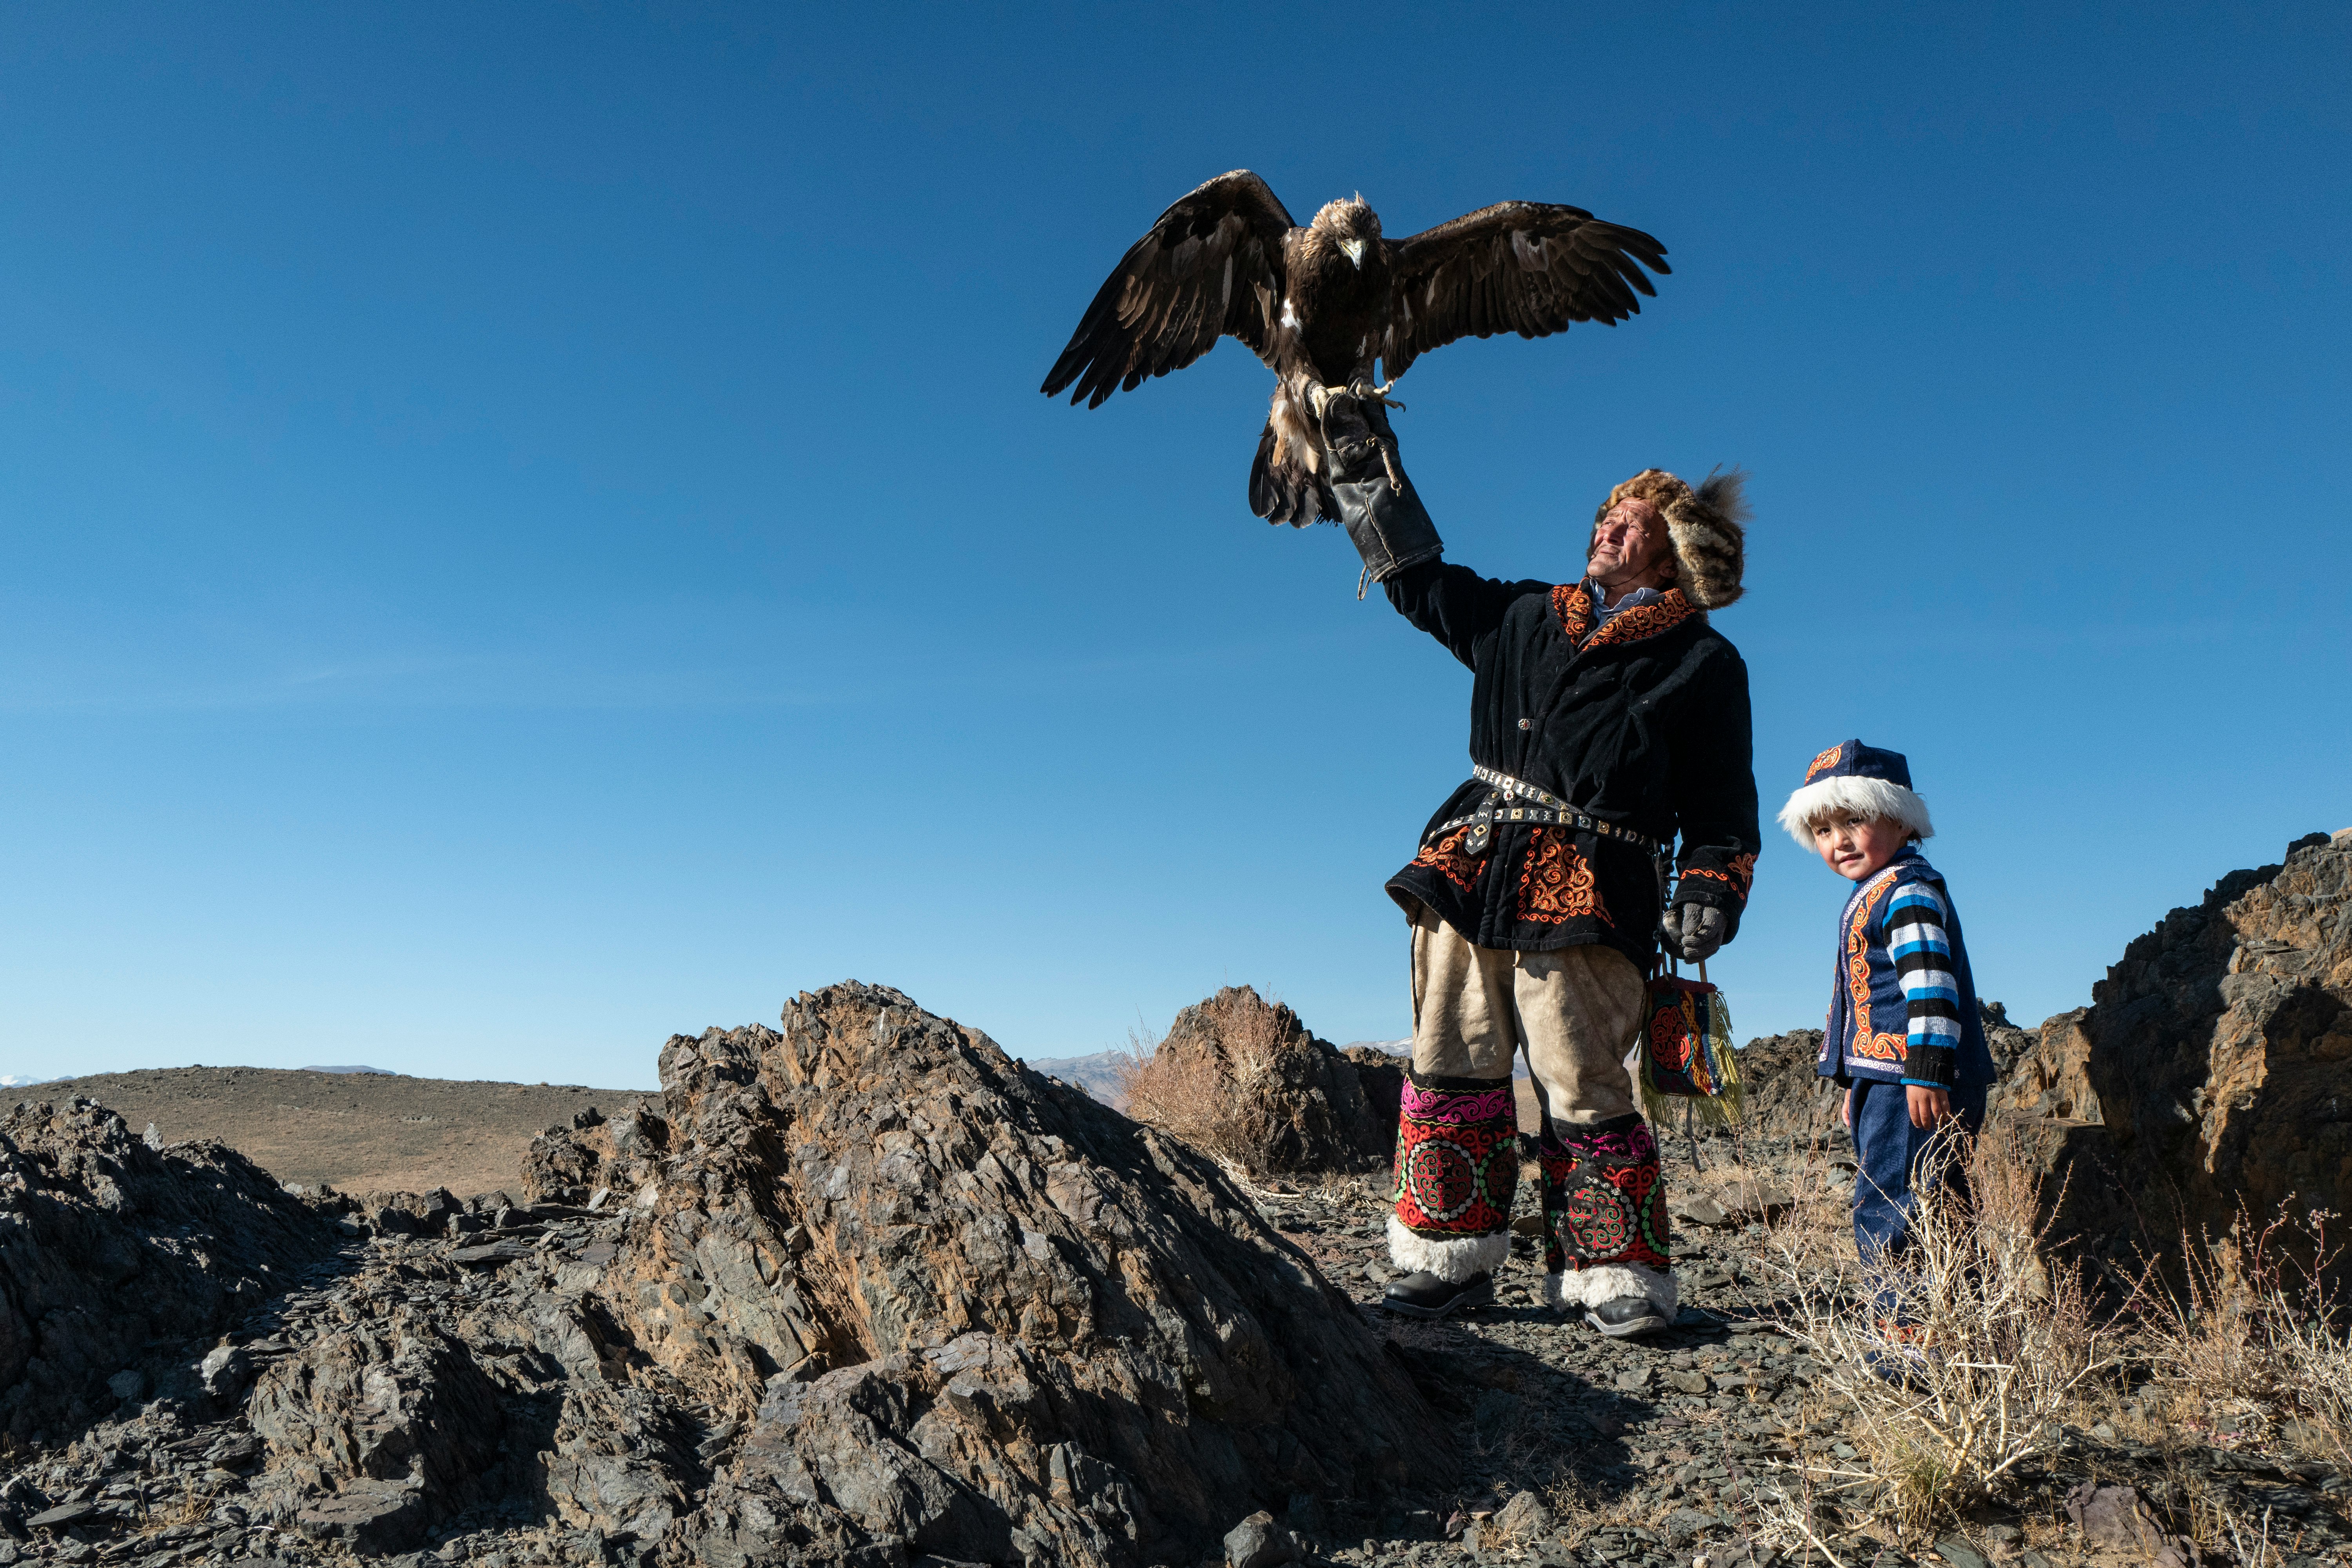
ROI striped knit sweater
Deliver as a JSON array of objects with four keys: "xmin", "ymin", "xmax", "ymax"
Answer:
[{"xmin": 1885, "ymin": 880, "xmax": 1962, "ymax": 1089}]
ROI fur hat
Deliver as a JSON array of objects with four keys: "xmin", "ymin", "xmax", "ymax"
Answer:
[
  {"xmin": 1591, "ymin": 468, "xmax": 1750, "ymax": 609},
  {"xmin": 1775, "ymin": 739, "xmax": 1935, "ymax": 846}
]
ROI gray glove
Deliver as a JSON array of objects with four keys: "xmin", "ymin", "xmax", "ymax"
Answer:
[
  {"xmin": 1664, "ymin": 901, "xmax": 1726, "ymax": 963},
  {"xmin": 1317, "ymin": 388, "xmax": 1441, "ymax": 587}
]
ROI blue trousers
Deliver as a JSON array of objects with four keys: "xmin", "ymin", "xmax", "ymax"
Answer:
[{"xmin": 1849, "ymin": 1076, "xmax": 1989, "ymax": 1267}]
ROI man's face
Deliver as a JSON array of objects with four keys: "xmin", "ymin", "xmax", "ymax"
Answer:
[
  {"xmin": 1588, "ymin": 497, "xmax": 1670, "ymax": 587},
  {"xmin": 1811, "ymin": 814, "xmax": 1909, "ymax": 883}
]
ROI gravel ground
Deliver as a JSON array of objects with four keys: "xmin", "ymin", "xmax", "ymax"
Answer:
[
  {"xmin": 1247, "ymin": 1132, "xmax": 2352, "ymax": 1568},
  {"xmin": 9, "ymin": 1134, "xmax": 2352, "ymax": 1568}
]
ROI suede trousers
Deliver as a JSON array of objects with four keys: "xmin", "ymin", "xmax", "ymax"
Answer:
[{"xmin": 1388, "ymin": 902, "xmax": 1678, "ymax": 1314}]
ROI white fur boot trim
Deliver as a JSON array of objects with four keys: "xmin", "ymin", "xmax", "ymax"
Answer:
[
  {"xmin": 1386, "ymin": 1214, "xmax": 1510, "ymax": 1283},
  {"xmin": 1542, "ymin": 1261, "xmax": 1679, "ymax": 1316}
]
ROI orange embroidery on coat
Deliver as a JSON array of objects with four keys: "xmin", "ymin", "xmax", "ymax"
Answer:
[
  {"xmin": 1410, "ymin": 827, "xmax": 1485, "ymax": 891},
  {"xmin": 1555, "ymin": 584, "xmax": 1695, "ymax": 648},
  {"xmin": 1552, "ymin": 583, "xmax": 1595, "ymax": 642},
  {"xmin": 1517, "ymin": 828, "xmax": 1612, "ymax": 927},
  {"xmin": 1806, "ymin": 744, "xmax": 1845, "ymax": 782},
  {"xmin": 1584, "ymin": 588, "xmax": 1696, "ymax": 650},
  {"xmin": 1845, "ymin": 866, "xmax": 1903, "ymax": 1063},
  {"xmin": 1681, "ymin": 855, "xmax": 1756, "ymax": 903},
  {"xmin": 1853, "ymin": 1031, "xmax": 1907, "ymax": 1062}
]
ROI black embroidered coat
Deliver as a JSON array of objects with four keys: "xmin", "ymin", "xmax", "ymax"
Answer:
[{"xmin": 1381, "ymin": 563, "xmax": 1761, "ymax": 975}]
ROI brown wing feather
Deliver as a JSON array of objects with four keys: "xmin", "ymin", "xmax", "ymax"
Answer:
[
  {"xmin": 1380, "ymin": 202, "xmax": 1668, "ymax": 381},
  {"xmin": 1041, "ymin": 171, "xmax": 1297, "ymax": 408}
]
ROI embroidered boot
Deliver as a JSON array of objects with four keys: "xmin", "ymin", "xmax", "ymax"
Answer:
[
  {"xmin": 1538, "ymin": 1114, "xmax": 1678, "ymax": 1337},
  {"xmin": 1383, "ymin": 1071, "xmax": 1517, "ymax": 1303}
]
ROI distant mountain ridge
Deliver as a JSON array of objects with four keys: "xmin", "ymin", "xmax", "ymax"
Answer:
[
  {"xmin": 25, "ymin": 1064, "xmax": 648, "ymax": 1196},
  {"xmin": 1021, "ymin": 1050, "xmax": 1136, "ymax": 1107}
]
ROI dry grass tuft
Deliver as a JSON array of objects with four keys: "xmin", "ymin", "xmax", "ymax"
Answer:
[
  {"xmin": 1702, "ymin": 1134, "xmax": 1855, "ymax": 1282},
  {"xmin": 1757, "ymin": 1129, "xmax": 2113, "ymax": 1541},
  {"xmin": 1541, "ymin": 1471, "xmax": 1666, "ymax": 1544},
  {"xmin": 1115, "ymin": 991, "xmax": 1296, "ymax": 1173},
  {"xmin": 2128, "ymin": 1203, "xmax": 2352, "ymax": 1471}
]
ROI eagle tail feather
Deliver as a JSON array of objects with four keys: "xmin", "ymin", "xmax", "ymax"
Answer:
[{"xmin": 1250, "ymin": 416, "xmax": 1326, "ymax": 526}]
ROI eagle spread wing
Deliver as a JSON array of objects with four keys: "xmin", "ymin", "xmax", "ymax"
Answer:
[
  {"xmin": 1381, "ymin": 203, "xmax": 1668, "ymax": 382},
  {"xmin": 1042, "ymin": 171, "xmax": 1296, "ymax": 408}
]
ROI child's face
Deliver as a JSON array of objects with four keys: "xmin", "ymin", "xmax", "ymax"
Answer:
[{"xmin": 1810, "ymin": 813, "xmax": 1910, "ymax": 882}]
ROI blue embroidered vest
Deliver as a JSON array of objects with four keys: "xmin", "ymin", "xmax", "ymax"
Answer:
[{"xmin": 1814, "ymin": 851, "xmax": 1995, "ymax": 1087}]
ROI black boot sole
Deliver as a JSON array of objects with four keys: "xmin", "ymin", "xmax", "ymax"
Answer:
[
  {"xmin": 1379, "ymin": 1278, "xmax": 1495, "ymax": 1320},
  {"xmin": 1584, "ymin": 1304, "xmax": 1670, "ymax": 1338}
]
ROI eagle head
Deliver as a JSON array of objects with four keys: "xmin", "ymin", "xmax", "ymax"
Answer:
[{"xmin": 1311, "ymin": 195, "xmax": 1381, "ymax": 269}]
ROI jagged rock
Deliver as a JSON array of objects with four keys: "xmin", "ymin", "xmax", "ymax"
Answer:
[
  {"xmin": 2063, "ymin": 1481, "xmax": 2198, "ymax": 1566},
  {"xmin": 0, "ymin": 1100, "xmax": 339, "ymax": 1438},
  {"xmin": 1716, "ymin": 1180, "xmax": 1790, "ymax": 1220},
  {"xmin": 198, "ymin": 1342, "xmax": 252, "ymax": 1399},
  {"xmin": 1339, "ymin": 1047, "xmax": 1405, "ymax": 1149},
  {"xmin": 1490, "ymin": 1489, "xmax": 1553, "ymax": 1541},
  {"xmin": 1221, "ymin": 1510, "xmax": 1301, "ymax": 1568},
  {"xmin": 1669, "ymin": 1193, "xmax": 1730, "ymax": 1228},
  {"xmin": 531, "ymin": 982, "xmax": 1443, "ymax": 1565},
  {"xmin": 292, "ymin": 1483, "xmax": 426, "ymax": 1549},
  {"xmin": 1975, "ymin": 999, "xmax": 2040, "ymax": 1079},
  {"xmin": 1933, "ymin": 1537, "xmax": 1992, "ymax": 1568},
  {"xmin": 448, "ymin": 1240, "xmax": 536, "ymax": 1267},
  {"xmin": 1724, "ymin": 1029, "xmax": 1835, "ymax": 1141},
  {"xmin": 1123, "ymin": 987, "xmax": 1394, "ymax": 1174},
  {"xmin": 1732, "ymin": 1001, "xmax": 2033, "ymax": 1143},
  {"xmin": 246, "ymin": 1304, "xmax": 506, "ymax": 1544},
  {"xmin": 521, "ymin": 1102, "xmax": 669, "ymax": 1208},
  {"xmin": 1989, "ymin": 1007, "xmax": 2100, "ymax": 1123},
  {"xmin": 0, "ymin": 984, "xmax": 1443, "ymax": 1568},
  {"xmin": 1993, "ymin": 834, "xmax": 2352, "ymax": 1273}
]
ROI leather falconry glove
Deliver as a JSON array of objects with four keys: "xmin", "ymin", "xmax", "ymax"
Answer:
[
  {"xmin": 1663, "ymin": 901, "xmax": 1727, "ymax": 964},
  {"xmin": 1317, "ymin": 389, "xmax": 1442, "ymax": 590}
]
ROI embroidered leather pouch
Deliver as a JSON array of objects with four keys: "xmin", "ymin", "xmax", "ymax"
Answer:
[{"xmin": 1639, "ymin": 965, "xmax": 1742, "ymax": 1128}]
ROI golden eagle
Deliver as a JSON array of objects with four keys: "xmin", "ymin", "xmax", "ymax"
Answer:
[{"xmin": 1041, "ymin": 170, "xmax": 1669, "ymax": 524}]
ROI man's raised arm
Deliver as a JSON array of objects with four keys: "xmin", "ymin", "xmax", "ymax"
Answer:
[{"xmin": 1319, "ymin": 391, "xmax": 1550, "ymax": 671}]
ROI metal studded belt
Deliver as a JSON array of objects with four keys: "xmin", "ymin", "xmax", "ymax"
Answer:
[{"xmin": 1427, "ymin": 764, "xmax": 1670, "ymax": 858}]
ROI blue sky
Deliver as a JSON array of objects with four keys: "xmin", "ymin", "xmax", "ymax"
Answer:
[{"xmin": 5, "ymin": 4, "xmax": 2347, "ymax": 1088}]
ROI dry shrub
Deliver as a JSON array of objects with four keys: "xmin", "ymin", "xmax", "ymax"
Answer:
[
  {"xmin": 1115, "ymin": 991, "xmax": 1294, "ymax": 1172},
  {"xmin": 1541, "ymin": 1471, "xmax": 1666, "ymax": 1545},
  {"xmin": 1716, "ymin": 1138, "xmax": 1854, "ymax": 1280},
  {"xmin": 1758, "ymin": 1128, "xmax": 2112, "ymax": 1541},
  {"xmin": 2129, "ymin": 1203, "xmax": 2352, "ymax": 1470}
]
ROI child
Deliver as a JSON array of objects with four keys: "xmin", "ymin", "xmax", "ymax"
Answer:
[{"xmin": 1776, "ymin": 740, "xmax": 1996, "ymax": 1271}]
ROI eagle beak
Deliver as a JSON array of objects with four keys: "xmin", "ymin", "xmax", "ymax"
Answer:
[{"xmin": 1341, "ymin": 238, "xmax": 1366, "ymax": 269}]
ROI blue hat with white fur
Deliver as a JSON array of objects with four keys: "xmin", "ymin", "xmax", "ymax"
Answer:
[{"xmin": 1775, "ymin": 739, "xmax": 1935, "ymax": 846}]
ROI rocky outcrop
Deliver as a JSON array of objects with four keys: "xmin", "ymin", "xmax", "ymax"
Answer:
[
  {"xmin": 1122, "ymin": 987, "xmax": 1396, "ymax": 1175},
  {"xmin": 1731, "ymin": 1002, "xmax": 2036, "ymax": 1144},
  {"xmin": 1990, "ymin": 832, "xmax": 2352, "ymax": 1270},
  {"xmin": 1989, "ymin": 1007, "xmax": 2099, "ymax": 1123},
  {"xmin": 619, "ymin": 983, "xmax": 1439, "ymax": 1564},
  {"xmin": 1726, "ymin": 1029, "xmax": 1834, "ymax": 1141},
  {"xmin": 0, "ymin": 984, "xmax": 1443, "ymax": 1568},
  {"xmin": 1341, "ymin": 1046, "xmax": 1405, "ymax": 1149},
  {"xmin": 0, "ymin": 1097, "xmax": 342, "ymax": 1439}
]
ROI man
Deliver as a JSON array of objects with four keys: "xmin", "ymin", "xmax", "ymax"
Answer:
[{"xmin": 1321, "ymin": 392, "xmax": 1760, "ymax": 1338}]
